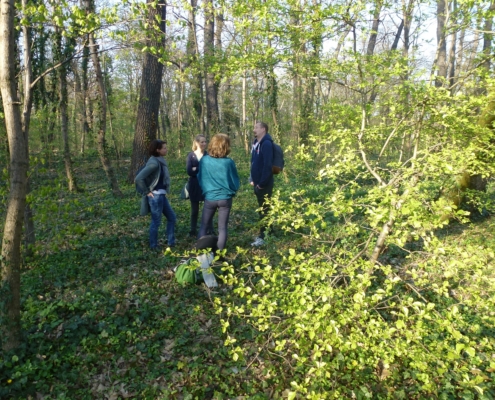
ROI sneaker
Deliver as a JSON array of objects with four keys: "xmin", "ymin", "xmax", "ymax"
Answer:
[{"xmin": 251, "ymin": 237, "xmax": 265, "ymax": 247}]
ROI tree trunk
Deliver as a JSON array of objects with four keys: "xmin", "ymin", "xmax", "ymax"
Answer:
[
  {"xmin": 447, "ymin": 0, "xmax": 458, "ymax": 90},
  {"xmin": 186, "ymin": 0, "xmax": 204, "ymax": 134},
  {"xmin": 242, "ymin": 72, "xmax": 249, "ymax": 153},
  {"xmin": 223, "ymin": 78, "xmax": 237, "ymax": 137},
  {"xmin": 290, "ymin": 2, "xmax": 302, "ymax": 141},
  {"xmin": 160, "ymin": 87, "xmax": 169, "ymax": 140},
  {"xmin": 456, "ymin": 26, "xmax": 466, "ymax": 81},
  {"xmin": 21, "ymin": 0, "xmax": 35, "ymax": 257},
  {"xmin": 204, "ymin": 0, "xmax": 219, "ymax": 136},
  {"xmin": 266, "ymin": 23, "xmax": 280, "ymax": 143},
  {"xmin": 81, "ymin": 43, "xmax": 91, "ymax": 154},
  {"xmin": 435, "ymin": 0, "xmax": 448, "ymax": 87},
  {"xmin": 366, "ymin": 0, "xmax": 382, "ymax": 56},
  {"xmin": 56, "ymin": 28, "xmax": 79, "ymax": 192},
  {"xmin": 366, "ymin": 0, "xmax": 383, "ymax": 103},
  {"xmin": 465, "ymin": 89, "xmax": 495, "ymax": 193},
  {"xmin": 402, "ymin": 0, "xmax": 414, "ymax": 59},
  {"xmin": 23, "ymin": 180, "xmax": 35, "ymax": 258},
  {"xmin": 214, "ymin": 11, "xmax": 223, "ymax": 131},
  {"xmin": 268, "ymin": 72, "xmax": 280, "ymax": 142},
  {"xmin": 0, "ymin": 0, "xmax": 28, "ymax": 351},
  {"xmin": 128, "ymin": 0, "xmax": 166, "ymax": 183},
  {"xmin": 298, "ymin": 0, "xmax": 321, "ymax": 145},
  {"xmin": 391, "ymin": 20, "xmax": 404, "ymax": 51},
  {"xmin": 87, "ymin": 25, "xmax": 122, "ymax": 196}
]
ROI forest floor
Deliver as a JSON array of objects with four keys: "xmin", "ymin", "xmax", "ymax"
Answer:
[{"xmin": 1, "ymin": 152, "xmax": 494, "ymax": 399}]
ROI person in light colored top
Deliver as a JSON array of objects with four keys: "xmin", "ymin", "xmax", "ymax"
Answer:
[
  {"xmin": 198, "ymin": 134, "xmax": 240, "ymax": 251},
  {"xmin": 186, "ymin": 134, "xmax": 213, "ymax": 237}
]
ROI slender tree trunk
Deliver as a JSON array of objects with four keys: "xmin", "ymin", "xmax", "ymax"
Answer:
[
  {"xmin": 160, "ymin": 87, "xmax": 168, "ymax": 140},
  {"xmin": 402, "ymin": 0, "xmax": 414, "ymax": 59},
  {"xmin": 128, "ymin": 0, "xmax": 166, "ymax": 182},
  {"xmin": 72, "ymin": 59, "xmax": 81, "ymax": 138},
  {"xmin": 266, "ymin": 22, "xmax": 280, "ymax": 143},
  {"xmin": 23, "ymin": 180, "xmax": 35, "ymax": 258},
  {"xmin": 366, "ymin": 0, "xmax": 382, "ymax": 56},
  {"xmin": 0, "ymin": 0, "xmax": 27, "ymax": 351},
  {"xmin": 366, "ymin": 0, "xmax": 383, "ymax": 104},
  {"xmin": 435, "ymin": 0, "xmax": 448, "ymax": 87},
  {"xmin": 328, "ymin": 27, "xmax": 351, "ymax": 98},
  {"xmin": 186, "ymin": 0, "xmax": 204, "ymax": 134},
  {"xmin": 177, "ymin": 77, "xmax": 185, "ymax": 156},
  {"xmin": 56, "ymin": 28, "xmax": 79, "ymax": 192},
  {"xmin": 21, "ymin": 0, "xmax": 35, "ymax": 257},
  {"xmin": 446, "ymin": 0, "xmax": 458, "ymax": 90},
  {"xmin": 481, "ymin": 1, "xmax": 495, "ymax": 75},
  {"xmin": 204, "ymin": 0, "xmax": 219, "ymax": 136},
  {"xmin": 81, "ymin": 44, "xmax": 91, "ymax": 154},
  {"xmin": 391, "ymin": 20, "xmax": 404, "ymax": 51},
  {"xmin": 223, "ymin": 78, "xmax": 237, "ymax": 136},
  {"xmin": 290, "ymin": 3, "xmax": 301, "ymax": 141},
  {"xmin": 456, "ymin": 27, "xmax": 466, "ymax": 81},
  {"xmin": 298, "ymin": 0, "xmax": 321, "ymax": 145},
  {"xmin": 242, "ymin": 72, "xmax": 249, "ymax": 153},
  {"xmin": 85, "ymin": 0, "xmax": 122, "ymax": 196},
  {"xmin": 215, "ymin": 11, "xmax": 223, "ymax": 131}
]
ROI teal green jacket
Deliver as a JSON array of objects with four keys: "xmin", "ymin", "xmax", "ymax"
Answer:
[
  {"xmin": 198, "ymin": 155, "xmax": 240, "ymax": 201},
  {"xmin": 135, "ymin": 156, "xmax": 171, "ymax": 215}
]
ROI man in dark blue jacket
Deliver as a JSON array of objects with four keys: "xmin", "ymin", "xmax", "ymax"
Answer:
[{"xmin": 250, "ymin": 121, "xmax": 274, "ymax": 246}]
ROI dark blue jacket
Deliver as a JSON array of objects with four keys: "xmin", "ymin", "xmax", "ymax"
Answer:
[
  {"xmin": 186, "ymin": 151, "xmax": 205, "ymax": 202},
  {"xmin": 250, "ymin": 133, "xmax": 274, "ymax": 188}
]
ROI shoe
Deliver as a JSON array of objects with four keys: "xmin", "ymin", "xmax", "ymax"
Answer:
[{"xmin": 251, "ymin": 237, "xmax": 265, "ymax": 247}]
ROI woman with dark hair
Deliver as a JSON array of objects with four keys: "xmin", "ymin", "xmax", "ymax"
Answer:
[
  {"xmin": 135, "ymin": 140, "xmax": 176, "ymax": 250},
  {"xmin": 198, "ymin": 134, "xmax": 240, "ymax": 251},
  {"xmin": 186, "ymin": 134, "xmax": 213, "ymax": 237}
]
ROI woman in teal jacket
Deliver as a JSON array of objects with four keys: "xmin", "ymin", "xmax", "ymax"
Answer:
[
  {"xmin": 198, "ymin": 134, "xmax": 240, "ymax": 250},
  {"xmin": 135, "ymin": 140, "xmax": 176, "ymax": 250}
]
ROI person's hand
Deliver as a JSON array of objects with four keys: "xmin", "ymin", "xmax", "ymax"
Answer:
[
  {"xmin": 256, "ymin": 185, "xmax": 263, "ymax": 189},
  {"xmin": 250, "ymin": 181, "xmax": 254, "ymax": 186},
  {"xmin": 147, "ymin": 192, "xmax": 154, "ymax": 198},
  {"xmin": 192, "ymin": 167, "xmax": 197, "ymax": 171}
]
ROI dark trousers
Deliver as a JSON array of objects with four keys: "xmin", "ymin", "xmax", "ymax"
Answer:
[
  {"xmin": 199, "ymin": 198, "xmax": 233, "ymax": 250},
  {"xmin": 190, "ymin": 201, "xmax": 214, "ymax": 236},
  {"xmin": 254, "ymin": 182, "xmax": 274, "ymax": 239}
]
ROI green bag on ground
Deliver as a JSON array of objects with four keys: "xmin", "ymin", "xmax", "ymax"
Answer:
[
  {"xmin": 175, "ymin": 235, "xmax": 220, "ymax": 286},
  {"xmin": 175, "ymin": 258, "xmax": 203, "ymax": 285}
]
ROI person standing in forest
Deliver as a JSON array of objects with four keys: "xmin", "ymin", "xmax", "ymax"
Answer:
[
  {"xmin": 198, "ymin": 134, "xmax": 240, "ymax": 251},
  {"xmin": 186, "ymin": 135, "xmax": 213, "ymax": 237},
  {"xmin": 250, "ymin": 121, "xmax": 274, "ymax": 247},
  {"xmin": 135, "ymin": 140, "xmax": 176, "ymax": 250}
]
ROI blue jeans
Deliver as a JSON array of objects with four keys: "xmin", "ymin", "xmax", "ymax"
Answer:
[
  {"xmin": 148, "ymin": 194, "xmax": 176, "ymax": 248},
  {"xmin": 199, "ymin": 198, "xmax": 232, "ymax": 250}
]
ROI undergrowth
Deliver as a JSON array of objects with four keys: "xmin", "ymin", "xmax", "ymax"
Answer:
[{"xmin": 0, "ymin": 148, "xmax": 494, "ymax": 399}]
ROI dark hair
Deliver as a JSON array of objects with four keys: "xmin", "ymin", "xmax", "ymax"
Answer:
[
  {"xmin": 208, "ymin": 134, "xmax": 231, "ymax": 158},
  {"xmin": 148, "ymin": 139, "xmax": 165, "ymax": 157},
  {"xmin": 256, "ymin": 121, "xmax": 269, "ymax": 133}
]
